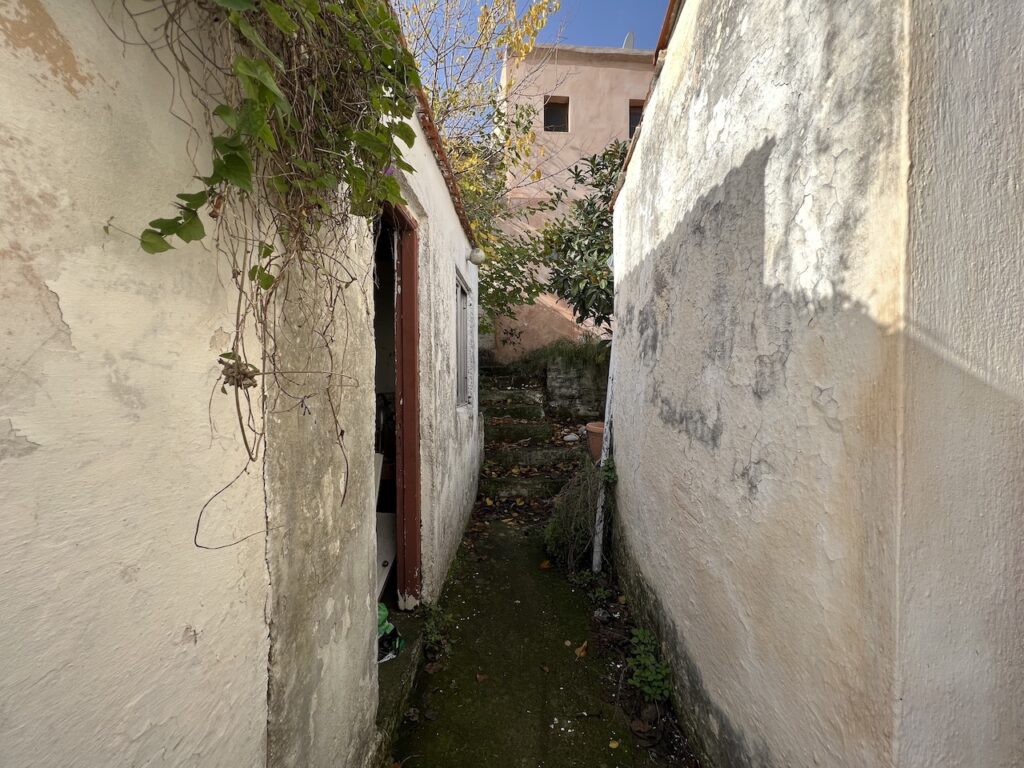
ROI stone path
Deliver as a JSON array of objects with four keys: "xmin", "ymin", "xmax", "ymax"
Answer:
[{"xmin": 387, "ymin": 364, "xmax": 699, "ymax": 768}]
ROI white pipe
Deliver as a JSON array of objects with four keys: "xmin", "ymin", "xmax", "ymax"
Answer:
[{"xmin": 592, "ymin": 342, "xmax": 615, "ymax": 573}]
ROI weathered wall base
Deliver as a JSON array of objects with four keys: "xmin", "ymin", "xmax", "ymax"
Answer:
[
  {"xmin": 610, "ymin": 515, "xmax": 768, "ymax": 767},
  {"xmin": 611, "ymin": 0, "xmax": 1024, "ymax": 765}
]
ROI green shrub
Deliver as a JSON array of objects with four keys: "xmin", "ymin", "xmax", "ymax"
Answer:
[
  {"xmin": 519, "ymin": 335, "xmax": 611, "ymax": 377},
  {"xmin": 544, "ymin": 458, "xmax": 604, "ymax": 572},
  {"xmin": 627, "ymin": 629, "xmax": 672, "ymax": 703}
]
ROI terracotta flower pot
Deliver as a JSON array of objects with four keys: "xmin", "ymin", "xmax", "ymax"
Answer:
[{"xmin": 585, "ymin": 421, "xmax": 605, "ymax": 464}]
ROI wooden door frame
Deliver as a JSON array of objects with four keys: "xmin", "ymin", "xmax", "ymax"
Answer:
[{"xmin": 385, "ymin": 204, "xmax": 422, "ymax": 604}]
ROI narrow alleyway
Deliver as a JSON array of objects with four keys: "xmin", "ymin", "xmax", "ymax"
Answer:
[{"xmin": 388, "ymin": 364, "xmax": 699, "ymax": 768}]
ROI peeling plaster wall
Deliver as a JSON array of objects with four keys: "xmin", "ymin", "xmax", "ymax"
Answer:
[
  {"xmin": 0, "ymin": 3, "xmax": 268, "ymax": 766},
  {"xmin": 611, "ymin": 0, "xmax": 905, "ymax": 765},
  {"xmin": 0, "ymin": 3, "xmax": 479, "ymax": 767},
  {"xmin": 398, "ymin": 121, "xmax": 482, "ymax": 603},
  {"xmin": 263, "ymin": 214, "xmax": 379, "ymax": 768},
  {"xmin": 900, "ymin": 2, "xmax": 1024, "ymax": 765},
  {"xmin": 614, "ymin": 1, "xmax": 1024, "ymax": 766},
  {"xmin": 263, "ymin": 111, "xmax": 481, "ymax": 763}
]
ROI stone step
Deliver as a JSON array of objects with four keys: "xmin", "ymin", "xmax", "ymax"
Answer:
[
  {"xmin": 488, "ymin": 445, "xmax": 581, "ymax": 469},
  {"xmin": 480, "ymin": 373, "xmax": 544, "ymax": 390},
  {"xmin": 486, "ymin": 420, "xmax": 553, "ymax": 444},
  {"xmin": 479, "ymin": 476, "xmax": 570, "ymax": 501},
  {"xmin": 479, "ymin": 388, "xmax": 545, "ymax": 406},
  {"xmin": 482, "ymin": 403, "xmax": 545, "ymax": 420}
]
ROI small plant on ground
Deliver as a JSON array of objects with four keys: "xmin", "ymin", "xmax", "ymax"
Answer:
[
  {"xmin": 627, "ymin": 629, "xmax": 672, "ymax": 703},
  {"xmin": 544, "ymin": 457, "xmax": 603, "ymax": 572},
  {"xmin": 421, "ymin": 604, "xmax": 453, "ymax": 660},
  {"xmin": 568, "ymin": 569, "xmax": 614, "ymax": 604},
  {"xmin": 601, "ymin": 456, "xmax": 618, "ymax": 486}
]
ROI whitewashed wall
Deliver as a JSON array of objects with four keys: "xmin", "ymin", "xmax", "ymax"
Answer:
[
  {"xmin": 398, "ymin": 120, "xmax": 482, "ymax": 604},
  {"xmin": 900, "ymin": 2, "xmax": 1024, "ymax": 765},
  {"xmin": 0, "ymin": 2, "xmax": 481, "ymax": 766},
  {"xmin": 0, "ymin": 4, "xmax": 268, "ymax": 765},
  {"xmin": 613, "ymin": 0, "xmax": 1022, "ymax": 766}
]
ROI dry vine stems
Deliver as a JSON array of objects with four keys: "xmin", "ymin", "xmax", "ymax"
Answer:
[{"xmin": 108, "ymin": 0, "xmax": 422, "ymax": 546}]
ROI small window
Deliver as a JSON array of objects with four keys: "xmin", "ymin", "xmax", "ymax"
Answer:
[
  {"xmin": 544, "ymin": 97, "xmax": 570, "ymax": 132},
  {"xmin": 456, "ymin": 278, "xmax": 470, "ymax": 405},
  {"xmin": 628, "ymin": 100, "xmax": 645, "ymax": 139}
]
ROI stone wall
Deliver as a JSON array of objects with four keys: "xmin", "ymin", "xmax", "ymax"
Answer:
[{"xmin": 546, "ymin": 357, "xmax": 608, "ymax": 422}]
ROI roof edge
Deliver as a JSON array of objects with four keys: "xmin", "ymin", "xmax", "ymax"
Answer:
[
  {"xmin": 611, "ymin": 0, "xmax": 687, "ymax": 209},
  {"xmin": 388, "ymin": 2, "xmax": 477, "ymax": 248},
  {"xmin": 531, "ymin": 42, "xmax": 657, "ymax": 59},
  {"xmin": 655, "ymin": 0, "xmax": 685, "ymax": 63}
]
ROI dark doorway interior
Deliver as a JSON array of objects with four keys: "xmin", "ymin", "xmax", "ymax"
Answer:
[
  {"xmin": 373, "ymin": 207, "xmax": 421, "ymax": 608},
  {"xmin": 374, "ymin": 216, "xmax": 399, "ymax": 604}
]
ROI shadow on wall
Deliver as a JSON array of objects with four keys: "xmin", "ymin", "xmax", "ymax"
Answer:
[{"xmin": 611, "ymin": 141, "xmax": 1024, "ymax": 766}]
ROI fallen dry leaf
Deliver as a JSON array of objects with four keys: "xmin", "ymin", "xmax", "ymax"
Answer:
[
  {"xmin": 424, "ymin": 662, "xmax": 443, "ymax": 675},
  {"xmin": 485, "ymin": 497, "xmax": 494, "ymax": 507},
  {"xmin": 617, "ymin": 595, "xmax": 627, "ymax": 605},
  {"xmin": 631, "ymin": 719, "xmax": 652, "ymax": 734},
  {"xmin": 475, "ymin": 673, "xmax": 488, "ymax": 683},
  {"xmin": 540, "ymin": 665, "xmax": 550, "ymax": 673},
  {"xmin": 539, "ymin": 560, "xmax": 552, "ymax": 570},
  {"xmin": 574, "ymin": 641, "xmax": 588, "ymax": 659}
]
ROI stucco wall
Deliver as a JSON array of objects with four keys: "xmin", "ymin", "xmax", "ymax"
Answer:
[
  {"xmin": 399, "ymin": 120, "xmax": 482, "ymax": 603},
  {"xmin": 900, "ymin": 2, "xmax": 1024, "ymax": 765},
  {"xmin": 614, "ymin": 1, "xmax": 1024, "ymax": 766},
  {"xmin": 612, "ymin": 0, "xmax": 905, "ymax": 765},
  {"xmin": 1, "ymin": 2, "xmax": 481, "ymax": 766},
  {"xmin": 507, "ymin": 45, "xmax": 655, "ymax": 204},
  {"xmin": 264, "ymin": 216, "xmax": 380, "ymax": 767},
  {"xmin": 0, "ymin": 3, "xmax": 269, "ymax": 765},
  {"xmin": 495, "ymin": 45, "xmax": 654, "ymax": 361}
]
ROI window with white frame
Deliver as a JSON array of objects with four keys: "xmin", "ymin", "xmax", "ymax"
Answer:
[{"xmin": 455, "ymin": 276, "xmax": 470, "ymax": 405}]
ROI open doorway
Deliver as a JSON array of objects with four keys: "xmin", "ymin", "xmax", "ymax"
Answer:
[{"xmin": 373, "ymin": 206, "xmax": 421, "ymax": 612}]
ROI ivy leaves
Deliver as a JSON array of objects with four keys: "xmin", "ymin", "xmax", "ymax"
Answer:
[
  {"xmin": 137, "ymin": 0, "xmax": 422, "ymax": 254},
  {"xmin": 542, "ymin": 141, "xmax": 627, "ymax": 331},
  {"xmin": 139, "ymin": 191, "xmax": 209, "ymax": 254}
]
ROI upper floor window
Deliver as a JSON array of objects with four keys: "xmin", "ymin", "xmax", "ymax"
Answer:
[
  {"xmin": 544, "ymin": 97, "xmax": 570, "ymax": 132},
  {"xmin": 629, "ymin": 100, "xmax": 645, "ymax": 139}
]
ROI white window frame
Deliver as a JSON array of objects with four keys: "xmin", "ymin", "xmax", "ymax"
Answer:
[{"xmin": 455, "ymin": 274, "xmax": 470, "ymax": 406}]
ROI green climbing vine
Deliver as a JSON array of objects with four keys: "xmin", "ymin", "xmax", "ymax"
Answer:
[
  {"xmin": 104, "ymin": 0, "xmax": 425, "ymax": 545},
  {"xmin": 137, "ymin": 0, "xmax": 420, "ymax": 256}
]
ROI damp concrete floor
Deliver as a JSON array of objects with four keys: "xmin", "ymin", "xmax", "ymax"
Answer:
[{"xmin": 389, "ymin": 513, "xmax": 674, "ymax": 768}]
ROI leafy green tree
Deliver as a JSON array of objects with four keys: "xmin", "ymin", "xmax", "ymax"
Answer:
[
  {"xmin": 394, "ymin": 0, "xmax": 558, "ymax": 324},
  {"xmin": 540, "ymin": 140, "xmax": 627, "ymax": 331}
]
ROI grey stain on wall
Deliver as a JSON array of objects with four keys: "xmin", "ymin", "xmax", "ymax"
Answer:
[
  {"xmin": 629, "ymin": 141, "xmax": 778, "ymax": 450},
  {"xmin": 0, "ymin": 418, "xmax": 39, "ymax": 463}
]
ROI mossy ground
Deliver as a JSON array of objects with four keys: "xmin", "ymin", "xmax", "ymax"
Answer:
[{"xmin": 390, "ymin": 504, "xmax": 689, "ymax": 768}]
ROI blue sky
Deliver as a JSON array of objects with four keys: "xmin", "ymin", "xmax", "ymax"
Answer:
[{"xmin": 536, "ymin": 0, "xmax": 667, "ymax": 50}]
